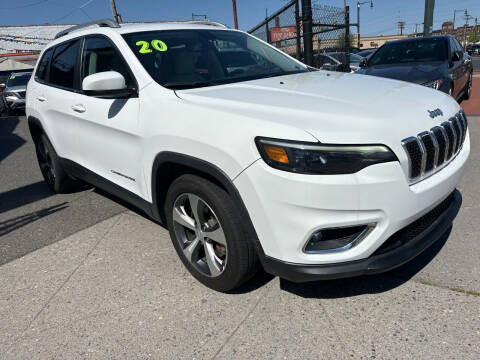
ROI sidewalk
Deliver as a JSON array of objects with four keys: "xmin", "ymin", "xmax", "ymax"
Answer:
[
  {"xmin": 1, "ymin": 207, "xmax": 480, "ymax": 359},
  {"xmin": 461, "ymin": 72, "xmax": 480, "ymax": 116}
]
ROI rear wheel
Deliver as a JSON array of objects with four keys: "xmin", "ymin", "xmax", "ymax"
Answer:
[
  {"xmin": 35, "ymin": 134, "xmax": 80, "ymax": 193},
  {"xmin": 165, "ymin": 174, "xmax": 257, "ymax": 292}
]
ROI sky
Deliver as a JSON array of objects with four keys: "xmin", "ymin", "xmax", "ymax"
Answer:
[{"xmin": 1, "ymin": 0, "xmax": 480, "ymax": 36}]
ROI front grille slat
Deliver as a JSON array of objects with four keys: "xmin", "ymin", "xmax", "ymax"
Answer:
[
  {"xmin": 402, "ymin": 111, "xmax": 467, "ymax": 184},
  {"xmin": 419, "ymin": 132, "xmax": 436, "ymax": 172}
]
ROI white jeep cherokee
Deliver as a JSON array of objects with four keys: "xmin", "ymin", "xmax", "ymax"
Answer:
[{"xmin": 26, "ymin": 20, "xmax": 469, "ymax": 292}]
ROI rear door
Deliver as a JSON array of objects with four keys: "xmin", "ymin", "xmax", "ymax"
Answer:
[
  {"xmin": 453, "ymin": 38, "xmax": 468, "ymax": 95},
  {"xmin": 36, "ymin": 38, "xmax": 84, "ymax": 161},
  {"xmin": 72, "ymin": 35, "xmax": 143, "ymax": 197}
]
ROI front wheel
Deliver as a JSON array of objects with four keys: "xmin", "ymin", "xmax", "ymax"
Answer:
[{"xmin": 165, "ymin": 174, "xmax": 258, "ymax": 292}]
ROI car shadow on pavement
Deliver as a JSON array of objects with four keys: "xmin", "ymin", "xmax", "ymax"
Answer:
[
  {"xmin": 0, "ymin": 116, "xmax": 26, "ymax": 163},
  {"xmin": 0, "ymin": 181, "xmax": 54, "ymax": 214},
  {"xmin": 278, "ymin": 227, "xmax": 451, "ymax": 299},
  {"xmin": 0, "ymin": 202, "xmax": 68, "ymax": 237}
]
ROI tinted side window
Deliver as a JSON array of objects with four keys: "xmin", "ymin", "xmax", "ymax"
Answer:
[
  {"xmin": 35, "ymin": 47, "xmax": 53, "ymax": 82},
  {"xmin": 82, "ymin": 36, "xmax": 134, "ymax": 87},
  {"xmin": 50, "ymin": 39, "xmax": 81, "ymax": 89},
  {"xmin": 454, "ymin": 39, "xmax": 463, "ymax": 53}
]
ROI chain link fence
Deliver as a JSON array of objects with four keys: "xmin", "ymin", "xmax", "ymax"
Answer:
[
  {"xmin": 249, "ymin": 0, "xmax": 301, "ymax": 59},
  {"xmin": 248, "ymin": 0, "xmax": 351, "ymax": 70}
]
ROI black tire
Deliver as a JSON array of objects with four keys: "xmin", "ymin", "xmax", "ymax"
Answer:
[
  {"xmin": 165, "ymin": 174, "xmax": 258, "ymax": 292},
  {"xmin": 35, "ymin": 133, "xmax": 79, "ymax": 193}
]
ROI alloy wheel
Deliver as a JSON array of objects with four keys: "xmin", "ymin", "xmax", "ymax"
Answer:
[
  {"xmin": 37, "ymin": 139, "xmax": 55, "ymax": 187},
  {"xmin": 172, "ymin": 193, "xmax": 228, "ymax": 277}
]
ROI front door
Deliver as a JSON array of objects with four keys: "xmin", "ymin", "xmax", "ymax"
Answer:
[{"xmin": 72, "ymin": 35, "xmax": 144, "ymax": 198}]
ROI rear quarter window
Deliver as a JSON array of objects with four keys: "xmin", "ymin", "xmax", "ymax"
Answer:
[{"xmin": 35, "ymin": 47, "xmax": 54, "ymax": 82}]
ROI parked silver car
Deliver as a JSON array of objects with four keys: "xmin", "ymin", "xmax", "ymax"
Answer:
[{"xmin": 1, "ymin": 71, "xmax": 32, "ymax": 115}]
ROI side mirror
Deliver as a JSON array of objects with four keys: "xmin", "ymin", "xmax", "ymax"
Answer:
[
  {"xmin": 452, "ymin": 51, "xmax": 461, "ymax": 62},
  {"xmin": 82, "ymin": 71, "xmax": 135, "ymax": 98},
  {"xmin": 359, "ymin": 58, "xmax": 368, "ymax": 68},
  {"xmin": 0, "ymin": 83, "xmax": 5, "ymax": 89}
]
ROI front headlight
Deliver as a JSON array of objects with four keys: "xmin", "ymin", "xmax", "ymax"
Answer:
[
  {"xmin": 255, "ymin": 137, "xmax": 398, "ymax": 174},
  {"xmin": 4, "ymin": 92, "xmax": 19, "ymax": 98},
  {"xmin": 422, "ymin": 79, "xmax": 443, "ymax": 90}
]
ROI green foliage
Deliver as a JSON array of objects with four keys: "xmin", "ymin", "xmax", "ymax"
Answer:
[
  {"xmin": 467, "ymin": 31, "xmax": 479, "ymax": 44},
  {"xmin": 336, "ymin": 33, "xmax": 355, "ymax": 48}
]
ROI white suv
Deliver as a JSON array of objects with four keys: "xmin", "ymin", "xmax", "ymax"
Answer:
[{"xmin": 26, "ymin": 20, "xmax": 469, "ymax": 291}]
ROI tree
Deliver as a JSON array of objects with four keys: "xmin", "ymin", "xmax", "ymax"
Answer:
[
  {"xmin": 336, "ymin": 33, "xmax": 355, "ymax": 49},
  {"xmin": 467, "ymin": 30, "xmax": 479, "ymax": 44}
]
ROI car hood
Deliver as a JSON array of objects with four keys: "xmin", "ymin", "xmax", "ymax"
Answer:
[
  {"xmin": 356, "ymin": 61, "xmax": 447, "ymax": 84},
  {"xmin": 176, "ymin": 71, "xmax": 460, "ymax": 148}
]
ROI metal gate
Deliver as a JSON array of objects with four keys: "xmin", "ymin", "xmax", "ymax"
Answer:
[{"xmin": 248, "ymin": 0, "xmax": 352, "ymax": 70}]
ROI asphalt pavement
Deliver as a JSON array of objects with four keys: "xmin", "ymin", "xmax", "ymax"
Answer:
[
  {"xmin": 1, "ymin": 113, "xmax": 480, "ymax": 359},
  {"xmin": 0, "ymin": 115, "xmax": 127, "ymax": 266}
]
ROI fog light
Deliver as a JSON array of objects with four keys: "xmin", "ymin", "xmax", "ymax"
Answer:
[{"xmin": 304, "ymin": 224, "xmax": 374, "ymax": 253}]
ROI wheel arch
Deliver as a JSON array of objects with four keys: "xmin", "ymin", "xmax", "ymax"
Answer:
[
  {"xmin": 150, "ymin": 152, "xmax": 263, "ymax": 254},
  {"xmin": 27, "ymin": 116, "xmax": 45, "ymax": 144}
]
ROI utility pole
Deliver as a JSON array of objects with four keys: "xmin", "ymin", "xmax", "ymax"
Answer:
[
  {"xmin": 464, "ymin": 10, "xmax": 471, "ymax": 46},
  {"xmin": 109, "ymin": 0, "xmax": 122, "ymax": 23},
  {"xmin": 356, "ymin": 1, "xmax": 373, "ymax": 49},
  {"xmin": 475, "ymin": 18, "xmax": 478, "ymax": 43},
  {"xmin": 398, "ymin": 21, "xmax": 405, "ymax": 35},
  {"xmin": 414, "ymin": 23, "xmax": 420, "ymax": 37},
  {"xmin": 232, "ymin": 0, "xmax": 239, "ymax": 29},
  {"xmin": 423, "ymin": 0, "xmax": 434, "ymax": 37}
]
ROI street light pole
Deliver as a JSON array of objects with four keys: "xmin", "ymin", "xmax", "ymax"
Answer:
[{"xmin": 356, "ymin": 1, "xmax": 373, "ymax": 49}]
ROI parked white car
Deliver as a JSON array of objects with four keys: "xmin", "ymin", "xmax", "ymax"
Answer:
[{"xmin": 26, "ymin": 20, "xmax": 469, "ymax": 291}]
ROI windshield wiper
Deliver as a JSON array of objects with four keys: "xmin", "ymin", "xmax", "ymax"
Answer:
[{"xmin": 163, "ymin": 81, "xmax": 219, "ymax": 90}]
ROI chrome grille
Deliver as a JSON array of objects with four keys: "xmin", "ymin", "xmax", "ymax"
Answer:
[
  {"xmin": 402, "ymin": 110, "xmax": 468, "ymax": 183},
  {"xmin": 17, "ymin": 91, "xmax": 26, "ymax": 98}
]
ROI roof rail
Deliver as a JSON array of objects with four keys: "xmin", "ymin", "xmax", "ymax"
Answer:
[
  {"xmin": 55, "ymin": 19, "xmax": 120, "ymax": 39},
  {"xmin": 187, "ymin": 20, "xmax": 228, "ymax": 28}
]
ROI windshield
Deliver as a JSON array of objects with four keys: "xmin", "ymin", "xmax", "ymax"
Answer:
[
  {"xmin": 369, "ymin": 38, "xmax": 448, "ymax": 66},
  {"xmin": 122, "ymin": 30, "xmax": 308, "ymax": 89},
  {"xmin": 6, "ymin": 73, "xmax": 31, "ymax": 87}
]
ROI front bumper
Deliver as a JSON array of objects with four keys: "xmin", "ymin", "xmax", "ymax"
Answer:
[
  {"xmin": 261, "ymin": 190, "xmax": 461, "ymax": 282},
  {"xmin": 4, "ymin": 96, "xmax": 26, "ymax": 109},
  {"xmin": 233, "ymin": 133, "xmax": 469, "ymax": 268}
]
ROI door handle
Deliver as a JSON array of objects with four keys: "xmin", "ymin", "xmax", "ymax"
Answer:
[
  {"xmin": 71, "ymin": 104, "xmax": 86, "ymax": 113},
  {"xmin": 37, "ymin": 96, "xmax": 46, "ymax": 102}
]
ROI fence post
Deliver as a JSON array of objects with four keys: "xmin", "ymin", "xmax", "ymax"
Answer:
[
  {"xmin": 301, "ymin": 0, "xmax": 313, "ymax": 65},
  {"xmin": 265, "ymin": 10, "xmax": 271, "ymax": 43},
  {"xmin": 345, "ymin": 5, "xmax": 350, "ymax": 72},
  {"xmin": 295, "ymin": 0, "xmax": 301, "ymax": 59}
]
